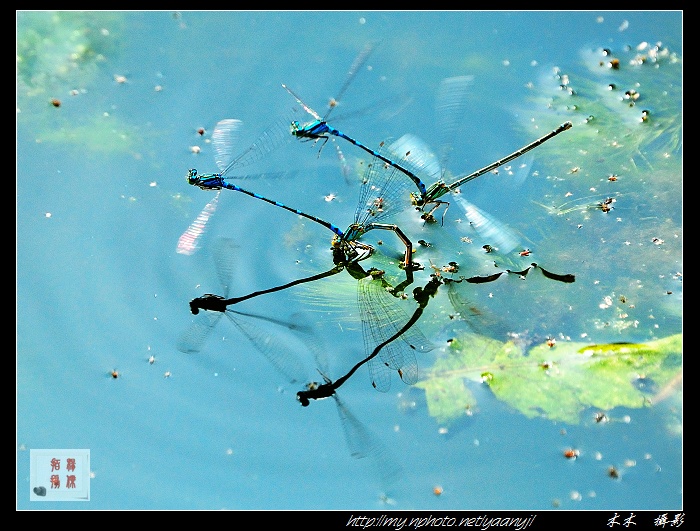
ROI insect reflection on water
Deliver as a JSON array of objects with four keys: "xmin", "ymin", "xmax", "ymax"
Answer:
[
  {"xmin": 177, "ymin": 237, "xmax": 311, "ymax": 385},
  {"xmin": 293, "ymin": 312, "xmax": 404, "ymax": 489}
]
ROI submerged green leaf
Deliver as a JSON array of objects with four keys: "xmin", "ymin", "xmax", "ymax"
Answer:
[
  {"xmin": 17, "ymin": 11, "xmax": 122, "ymax": 95},
  {"xmin": 417, "ymin": 333, "xmax": 682, "ymax": 427},
  {"xmin": 36, "ymin": 114, "xmax": 136, "ymax": 152},
  {"xmin": 414, "ymin": 374, "xmax": 477, "ymax": 427}
]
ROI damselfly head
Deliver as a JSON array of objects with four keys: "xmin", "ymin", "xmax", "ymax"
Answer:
[
  {"xmin": 290, "ymin": 121, "xmax": 301, "ymax": 134},
  {"xmin": 187, "ymin": 169, "xmax": 199, "ymax": 185}
]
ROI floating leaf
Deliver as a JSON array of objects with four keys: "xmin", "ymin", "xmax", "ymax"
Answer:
[{"xmin": 416, "ymin": 333, "xmax": 682, "ymax": 427}]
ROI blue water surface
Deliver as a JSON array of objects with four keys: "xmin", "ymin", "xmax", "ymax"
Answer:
[{"xmin": 17, "ymin": 11, "xmax": 682, "ymax": 512}]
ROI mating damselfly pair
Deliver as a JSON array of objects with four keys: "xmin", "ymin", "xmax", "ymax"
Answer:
[{"xmin": 177, "ymin": 43, "xmax": 576, "ymax": 418}]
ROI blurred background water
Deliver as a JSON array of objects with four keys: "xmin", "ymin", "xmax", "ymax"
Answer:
[{"xmin": 17, "ymin": 11, "xmax": 682, "ymax": 511}]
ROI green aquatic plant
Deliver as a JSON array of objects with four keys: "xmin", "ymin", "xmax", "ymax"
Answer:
[
  {"xmin": 415, "ymin": 332, "xmax": 681, "ymax": 427},
  {"xmin": 17, "ymin": 11, "xmax": 122, "ymax": 98},
  {"xmin": 17, "ymin": 11, "xmax": 141, "ymax": 154},
  {"xmin": 35, "ymin": 113, "xmax": 137, "ymax": 153},
  {"xmin": 521, "ymin": 41, "xmax": 681, "ymax": 176},
  {"xmin": 510, "ymin": 39, "xmax": 682, "ymax": 344}
]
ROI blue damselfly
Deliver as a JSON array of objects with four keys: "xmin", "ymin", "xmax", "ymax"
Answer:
[
  {"xmin": 188, "ymin": 154, "xmax": 445, "ymax": 391},
  {"xmin": 281, "ymin": 42, "xmax": 428, "ymax": 198},
  {"xmin": 178, "ymin": 115, "xmax": 308, "ymax": 255}
]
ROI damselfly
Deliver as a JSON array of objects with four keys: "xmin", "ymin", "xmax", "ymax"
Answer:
[
  {"xmin": 281, "ymin": 42, "xmax": 376, "ymax": 152},
  {"xmin": 409, "ymin": 122, "xmax": 573, "ymax": 223},
  {"xmin": 187, "ymin": 142, "xmax": 454, "ymax": 392},
  {"xmin": 281, "ymin": 42, "xmax": 428, "ymax": 198},
  {"xmin": 178, "ymin": 114, "xmax": 311, "ymax": 255},
  {"xmin": 365, "ymin": 76, "xmax": 572, "ymax": 223},
  {"xmin": 368, "ymin": 93, "xmax": 576, "ymax": 282}
]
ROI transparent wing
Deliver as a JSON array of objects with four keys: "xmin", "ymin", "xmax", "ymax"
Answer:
[
  {"xmin": 176, "ymin": 190, "xmax": 220, "ymax": 256},
  {"xmin": 435, "ymin": 75, "xmax": 474, "ymax": 172},
  {"xmin": 357, "ymin": 275, "xmax": 434, "ymax": 392},
  {"xmin": 176, "ymin": 311, "xmax": 223, "ymax": 354},
  {"xmin": 211, "ymin": 118, "xmax": 244, "ymax": 174},
  {"xmin": 211, "ymin": 237, "xmax": 239, "ymax": 297},
  {"xmin": 452, "ymin": 193, "xmax": 520, "ymax": 257},
  {"xmin": 225, "ymin": 311, "xmax": 307, "ymax": 384},
  {"xmin": 387, "ymin": 133, "xmax": 442, "ymax": 184}
]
